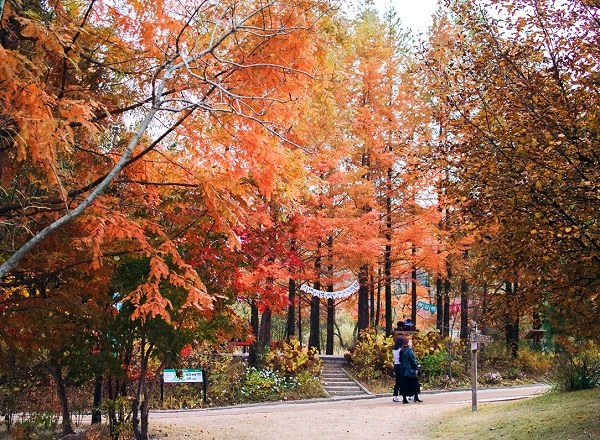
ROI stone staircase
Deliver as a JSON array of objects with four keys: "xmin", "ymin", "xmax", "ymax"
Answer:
[{"xmin": 320, "ymin": 355, "xmax": 371, "ymax": 398}]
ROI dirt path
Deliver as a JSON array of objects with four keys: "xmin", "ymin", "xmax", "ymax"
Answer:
[{"xmin": 150, "ymin": 385, "xmax": 549, "ymax": 440}]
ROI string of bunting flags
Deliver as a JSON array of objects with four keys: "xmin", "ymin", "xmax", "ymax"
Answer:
[
  {"xmin": 417, "ymin": 300, "xmax": 437, "ymax": 314},
  {"xmin": 300, "ymin": 280, "xmax": 360, "ymax": 299}
]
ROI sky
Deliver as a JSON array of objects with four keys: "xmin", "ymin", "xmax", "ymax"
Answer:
[{"xmin": 371, "ymin": 0, "xmax": 440, "ymax": 35}]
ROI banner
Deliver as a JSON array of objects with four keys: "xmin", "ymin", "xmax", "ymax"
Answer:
[
  {"xmin": 417, "ymin": 300, "xmax": 437, "ymax": 314},
  {"xmin": 300, "ymin": 280, "xmax": 360, "ymax": 299},
  {"xmin": 163, "ymin": 369, "xmax": 203, "ymax": 383}
]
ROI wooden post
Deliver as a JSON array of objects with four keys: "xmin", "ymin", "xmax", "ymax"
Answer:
[
  {"xmin": 160, "ymin": 374, "xmax": 164, "ymax": 402},
  {"xmin": 471, "ymin": 325, "xmax": 491, "ymax": 412},
  {"xmin": 203, "ymin": 370, "xmax": 207, "ymax": 403},
  {"xmin": 471, "ymin": 339, "xmax": 478, "ymax": 412}
]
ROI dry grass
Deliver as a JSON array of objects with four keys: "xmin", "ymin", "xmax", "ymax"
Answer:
[{"xmin": 425, "ymin": 387, "xmax": 600, "ymax": 439}]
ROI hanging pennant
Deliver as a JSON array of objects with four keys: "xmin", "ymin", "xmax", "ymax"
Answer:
[
  {"xmin": 300, "ymin": 280, "xmax": 360, "ymax": 299},
  {"xmin": 417, "ymin": 300, "xmax": 438, "ymax": 315}
]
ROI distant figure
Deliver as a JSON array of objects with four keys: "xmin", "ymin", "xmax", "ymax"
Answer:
[
  {"xmin": 403, "ymin": 318, "xmax": 414, "ymax": 331},
  {"xmin": 392, "ymin": 321, "xmax": 404, "ymax": 341},
  {"xmin": 400, "ymin": 337, "xmax": 422, "ymax": 403},
  {"xmin": 391, "ymin": 336, "xmax": 406, "ymax": 402}
]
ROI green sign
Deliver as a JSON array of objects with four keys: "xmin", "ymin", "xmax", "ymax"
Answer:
[{"xmin": 163, "ymin": 369, "xmax": 203, "ymax": 383}]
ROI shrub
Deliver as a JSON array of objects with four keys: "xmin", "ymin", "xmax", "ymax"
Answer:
[
  {"xmin": 295, "ymin": 370, "xmax": 327, "ymax": 398},
  {"xmin": 553, "ymin": 352, "xmax": 600, "ymax": 392},
  {"xmin": 232, "ymin": 338, "xmax": 325, "ymax": 404},
  {"xmin": 159, "ymin": 383, "xmax": 206, "ymax": 409},
  {"xmin": 8, "ymin": 409, "xmax": 58, "ymax": 440},
  {"xmin": 265, "ymin": 337, "xmax": 321, "ymax": 377},
  {"xmin": 239, "ymin": 367, "xmax": 297, "ymax": 402},
  {"xmin": 482, "ymin": 371, "xmax": 502, "ymax": 385},
  {"xmin": 420, "ymin": 349, "xmax": 448, "ymax": 377},
  {"xmin": 344, "ymin": 329, "xmax": 394, "ymax": 380},
  {"xmin": 516, "ymin": 345, "xmax": 553, "ymax": 376},
  {"xmin": 197, "ymin": 353, "xmax": 246, "ymax": 407},
  {"xmin": 412, "ymin": 331, "xmax": 444, "ymax": 360}
]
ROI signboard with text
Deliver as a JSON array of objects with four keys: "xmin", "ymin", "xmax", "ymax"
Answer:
[{"xmin": 163, "ymin": 369, "xmax": 203, "ymax": 383}]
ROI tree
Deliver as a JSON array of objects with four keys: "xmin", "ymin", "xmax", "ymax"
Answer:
[
  {"xmin": 424, "ymin": 0, "xmax": 600, "ymax": 342},
  {"xmin": 1, "ymin": 1, "xmax": 339, "ymax": 438},
  {"xmin": 0, "ymin": 0, "xmax": 336, "ymax": 290}
]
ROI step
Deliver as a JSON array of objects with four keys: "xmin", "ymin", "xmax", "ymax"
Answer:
[
  {"xmin": 322, "ymin": 372, "xmax": 348, "ymax": 378},
  {"xmin": 323, "ymin": 377, "xmax": 355, "ymax": 383},
  {"xmin": 320, "ymin": 360, "xmax": 370, "ymax": 398},
  {"xmin": 326, "ymin": 388, "xmax": 366, "ymax": 396}
]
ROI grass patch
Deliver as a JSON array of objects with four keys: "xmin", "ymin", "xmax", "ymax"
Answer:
[{"xmin": 426, "ymin": 388, "xmax": 600, "ymax": 439}]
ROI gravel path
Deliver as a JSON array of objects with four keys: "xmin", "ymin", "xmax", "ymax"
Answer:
[{"xmin": 150, "ymin": 384, "xmax": 550, "ymax": 440}]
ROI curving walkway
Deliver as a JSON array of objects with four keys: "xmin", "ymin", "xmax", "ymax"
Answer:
[{"xmin": 149, "ymin": 384, "xmax": 550, "ymax": 440}]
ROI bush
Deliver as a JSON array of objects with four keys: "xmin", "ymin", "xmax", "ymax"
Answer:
[
  {"xmin": 420, "ymin": 349, "xmax": 448, "ymax": 377},
  {"xmin": 553, "ymin": 352, "xmax": 600, "ymax": 392},
  {"xmin": 197, "ymin": 353, "xmax": 246, "ymax": 407},
  {"xmin": 8, "ymin": 409, "xmax": 58, "ymax": 440},
  {"xmin": 516, "ymin": 345, "xmax": 553, "ymax": 376},
  {"xmin": 412, "ymin": 331, "xmax": 444, "ymax": 360},
  {"xmin": 265, "ymin": 337, "xmax": 321, "ymax": 377},
  {"xmin": 234, "ymin": 338, "xmax": 325, "ymax": 404},
  {"xmin": 344, "ymin": 329, "xmax": 394, "ymax": 380},
  {"xmin": 482, "ymin": 371, "xmax": 502, "ymax": 385}
]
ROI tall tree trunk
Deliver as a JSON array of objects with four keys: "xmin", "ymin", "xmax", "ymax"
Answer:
[
  {"xmin": 443, "ymin": 262, "xmax": 452, "ymax": 337},
  {"xmin": 138, "ymin": 351, "xmax": 169, "ymax": 440},
  {"xmin": 460, "ymin": 277, "xmax": 469, "ymax": 340},
  {"xmin": 376, "ymin": 268, "xmax": 382, "ymax": 330},
  {"xmin": 308, "ymin": 248, "xmax": 322, "ymax": 351},
  {"xmin": 460, "ymin": 251, "xmax": 469, "ymax": 340},
  {"xmin": 132, "ymin": 393, "xmax": 141, "ymax": 440},
  {"xmin": 505, "ymin": 281, "xmax": 520, "ymax": 359},
  {"xmin": 308, "ymin": 295, "xmax": 321, "ymax": 351},
  {"xmin": 436, "ymin": 275, "xmax": 443, "ymax": 332},
  {"xmin": 92, "ymin": 374, "xmax": 103, "ymax": 424},
  {"xmin": 248, "ymin": 301, "xmax": 259, "ymax": 367},
  {"xmin": 132, "ymin": 337, "xmax": 148, "ymax": 440},
  {"xmin": 326, "ymin": 239, "xmax": 335, "ymax": 354},
  {"xmin": 140, "ymin": 399, "xmax": 150, "ymax": 440},
  {"xmin": 287, "ymin": 278, "xmax": 296, "ymax": 338},
  {"xmin": 259, "ymin": 306, "xmax": 273, "ymax": 349},
  {"xmin": 334, "ymin": 320, "xmax": 345, "ymax": 349},
  {"xmin": 326, "ymin": 297, "xmax": 334, "ymax": 355},
  {"xmin": 357, "ymin": 265, "xmax": 370, "ymax": 336},
  {"xmin": 411, "ymin": 263, "xmax": 418, "ymax": 329},
  {"xmin": 369, "ymin": 270, "xmax": 375, "ymax": 326},
  {"xmin": 385, "ymin": 185, "xmax": 393, "ymax": 335},
  {"xmin": 53, "ymin": 362, "xmax": 74, "ymax": 436},
  {"xmin": 481, "ymin": 283, "xmax": 489, "ymax": 335},
  {"xmin": 298, "ymin": 293, "xmax": 303, "ymax": 346}
]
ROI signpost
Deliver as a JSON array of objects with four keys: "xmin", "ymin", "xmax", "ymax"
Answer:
[
  {"xmin": 470, "ymin": 325, "xmax": 491, "ymax": 412},
  {"xmin": 163, "ymin": 369, "xmax": 203, "ymax": 383},
  {"xmin": 161, "ymin": 369, "xmax": 206, "ymax": 402}
]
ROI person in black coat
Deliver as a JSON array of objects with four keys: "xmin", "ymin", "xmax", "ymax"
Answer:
[{"xmin": 399, "ymin": 337, "xmax": 422, "ymax": 403}]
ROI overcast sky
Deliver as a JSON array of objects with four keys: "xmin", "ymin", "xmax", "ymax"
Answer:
[{"xmin": 371, "ymin": 0, "xmax": 440, "ymax": 35}]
